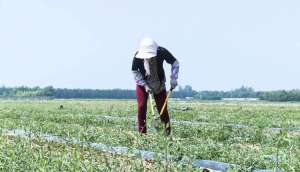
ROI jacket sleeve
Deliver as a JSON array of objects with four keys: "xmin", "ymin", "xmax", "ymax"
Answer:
[
  {"xmin": 161, "ymin": 47, "xmax": 179, "ymax": 80},
  {"xmin": 171, "ymin": 60, "xmax": 179, "ymax": 80},
  {"xmin": 131, "ymin": 55, "xmax": 146, "ymax": 86}
]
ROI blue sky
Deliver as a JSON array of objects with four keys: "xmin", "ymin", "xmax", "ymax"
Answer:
[{"xmin": 0, "ymin": 0, "xmax": 299, "ymax": 91}]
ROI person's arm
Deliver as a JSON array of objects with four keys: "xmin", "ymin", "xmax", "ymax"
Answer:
[
  {"xmin": 131, "ymin": 56, "xmax": 146, "ymax": 86},
  {"xmin": 161, "ymin": 47, "xmax": 179, "ymax": 89},
  {"xmin": 171, "ymin": 60, "xmax": 179, "ymax": 81}
]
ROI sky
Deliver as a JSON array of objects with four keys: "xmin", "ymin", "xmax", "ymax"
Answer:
[{"xmin": 0, "ymin": 0, "xmax": 299, "ymax": 91}]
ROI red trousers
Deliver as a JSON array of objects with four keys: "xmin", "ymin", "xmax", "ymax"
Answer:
[{"xmin": 136, "ymin": 85, "xmax": 170, "ymax": 133}]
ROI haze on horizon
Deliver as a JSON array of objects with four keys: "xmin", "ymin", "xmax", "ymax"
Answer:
[{"xmin": 0, "ymin": 0, "xmax": 299, "ymax": 91}]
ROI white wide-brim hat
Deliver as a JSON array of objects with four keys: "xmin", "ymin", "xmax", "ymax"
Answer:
[{"xmin": 135, "ymin": 37, "xmax": 158, "ymax": 59}]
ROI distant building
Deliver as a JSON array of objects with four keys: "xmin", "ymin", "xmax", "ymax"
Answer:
[
  {"xmin": 185, "ymin": 97, "xmax": 194, "ymax": 100},
  {"xmin": 222, "ymin": 98, "xmax": 259, "ymax": 101}
]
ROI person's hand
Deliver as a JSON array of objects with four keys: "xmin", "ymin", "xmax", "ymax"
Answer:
[
  {"xmin": 170, "ymin": 79, "xmax": 177, "ymax": 90},
  {"xmin": 144, "ymin": 84, "xmax": 152, "ymax": 94}
]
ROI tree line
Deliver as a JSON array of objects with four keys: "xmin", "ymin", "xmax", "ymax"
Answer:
[{"xmin": 0, "ymin": 85, "xmax": 300, "ymax": 101}]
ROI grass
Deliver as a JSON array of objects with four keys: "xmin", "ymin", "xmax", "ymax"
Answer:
[
  {"xmin": 0, "ymin": 134, "xmax": 198, "ymax": 171},
  {"xmin": 0, "ymin": 99, "xmax": 299, "ymax": 171}
]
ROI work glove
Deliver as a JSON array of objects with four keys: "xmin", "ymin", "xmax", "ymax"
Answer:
[
  {"xmin": 144, "ymin": 84, "xmax": 153, "ymax": 94},
  {"xmin": 170, "ymin": 79, "xmax": 178, "ymax": 90}
]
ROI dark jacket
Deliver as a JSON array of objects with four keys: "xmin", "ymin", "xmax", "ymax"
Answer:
[{"xmin": 131, "ymin": 46, "xmax": 177, "ymax": 83}]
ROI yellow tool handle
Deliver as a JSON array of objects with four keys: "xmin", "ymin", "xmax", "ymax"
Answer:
[
  {"xmin": 159, "ymin": 90, "xmax": 172, "ymax": 116},
  {"xmin": 149, "ymin": 93, "xmax": 155, "ymax": 117}
]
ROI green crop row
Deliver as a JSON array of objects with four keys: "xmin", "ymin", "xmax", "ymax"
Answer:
[{"xmin": 0, "ymin": 100, "xmax": 299, "ymax": 171}]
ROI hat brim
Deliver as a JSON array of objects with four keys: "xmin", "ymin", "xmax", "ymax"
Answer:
[{"xmin": 135, "ymin": 51, "xmax": 157, "ymax": 59}]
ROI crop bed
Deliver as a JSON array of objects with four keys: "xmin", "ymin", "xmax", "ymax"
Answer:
[{"xmin": 0, "ymin": 100, "xmax": 299, "ymax": 171}]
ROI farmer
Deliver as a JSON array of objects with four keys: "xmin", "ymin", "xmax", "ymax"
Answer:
[{"xmin": 131, "ymin": 37, "xmax": 179, "ymax": 135}]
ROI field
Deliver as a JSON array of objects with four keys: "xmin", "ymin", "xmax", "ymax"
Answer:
[{"xmin": 0, "ymin": 99, "xmax": 299, "ymax": 171}]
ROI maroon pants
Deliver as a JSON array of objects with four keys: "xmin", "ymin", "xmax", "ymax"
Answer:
[{"xmin": 136, "ymin": 85, "xmax": 170, "ymax": 133}]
